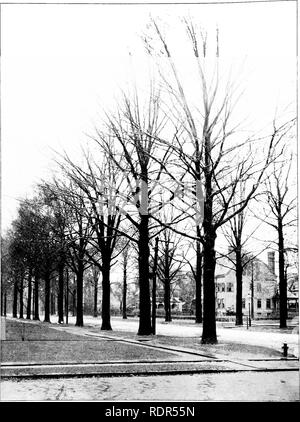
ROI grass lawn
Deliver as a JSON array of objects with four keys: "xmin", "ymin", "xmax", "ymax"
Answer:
[
  {"xmin": 90, "ymin": 327, "xmax": 285, "ymax": 359},
  {"xmin": 1, "ymin": 319, "xmax": 179, "ymax": 364},
  {"xmin": 153, "ymin": 335, "xmax": 284, "ymax": 359},
  {"xmin": 2, "ymin": 318, "xmax": 290, "ymax": 365}
]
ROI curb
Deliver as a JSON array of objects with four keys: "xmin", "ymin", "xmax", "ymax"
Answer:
[{"xmin": 2, "ymin": 366, "xmax": 298, "ymax": 380}]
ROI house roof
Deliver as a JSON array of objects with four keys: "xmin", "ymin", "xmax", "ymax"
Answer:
[
  {"xmin": 215, "ymin": 253, "xmax": 276, "ymax": 280},
  {"xmin": 287, "ymin": 290, "xmax": 298, "ymax": 299},
  {"xmin": 215, "ymin": 256, "xmax": 235, "ymax": 277}
]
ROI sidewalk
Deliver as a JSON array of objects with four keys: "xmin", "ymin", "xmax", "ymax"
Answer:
[{"xmin": 1, "ymin": 317, "xmax": 299, "ymax": 379}]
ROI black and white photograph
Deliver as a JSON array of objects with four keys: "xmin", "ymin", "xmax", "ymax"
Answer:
[{"xmin": 0, "ymin": 0, "xmax": 299, "ymax": 404}]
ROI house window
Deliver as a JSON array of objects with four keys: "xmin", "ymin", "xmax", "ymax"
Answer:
[
  {"xmin": 256, "ymin": 283, "xmax": 261, "ymax": 293},
  {"xmin": 242, "ymin": 299, "xmax": 246, "ymax": 308},
  {"xmin": 288, "ymin": 302, "xmax": 297, "ymax": 309},
  {"xmin": 257, "ymin": 299, "xmax": 262, "ymax": 309},
  {"xmin": 266, "ymin": 299, "xmax": 271, "ymax": 309},
  {"xmin": 227, "ymin": 282, "xmax": 234, "ymax": 292},
  {"xmin": 221, "ymin": 283, "xmax": 225, "ymax": 292},
  {"xmin": 217, "ymin": 299, "xmax": 224, "ymax": 309}
]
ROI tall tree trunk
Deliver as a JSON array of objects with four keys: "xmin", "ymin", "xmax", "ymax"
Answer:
[
  {"xmin": 1, "ymin": 288, "xmax": 4, "ymax": 316},
  {"xmin": 1, "ymin": 288, "xmax": 3, "ymax": 316},
  {"xmin": 201, "ymin": 233, "xmax": 217, "ymax": 343},
  {"xmin": 195, "ymin": 235, "xmax": 203, "ymax": 323},
  {"xmin": 33, "ymin": 273, "xmax": 40, "ymax": 320},
  {"xmin": 93, "ymin": 268, "xmax": 98, "ymax": 318},
  {"xmin": 19, "ymin": 276, "xmax": 24, "ymax": 319},
  {"xmin": 235, "ymin": 247, "xmax": 243, "ymax": 325},
  {"xmin": 72, "ymin": 288, "xmax": 76, "ymax": 316},
  {"xmin": 1, "ymin": 290, "xmax": 7, "ymax": 317},
  {"xmin": 32, "ymin": 287, "xmax": 35, "ymax": 318},
  {"xmin": 201, "ymin": 135, "xmax": 218, "ymax": 344},
  {"xmin": 195, "ymin": 149, "xmax": 203, "ymax": 324},
  {"xmin": 65, "ymin": 269, "xmax": 69, "ymax": 324},
  {"xmin": 75, "ymin": 262, "xmax": 84, "ymax": 327},
  {"xmin": 278, "ymin": 219, "xmax": 287, "ymax": 328},
  {"xmin": 138, "ymin": 213, "xmax": 152, "ymax": 335},
  {"xmin": 51, "ymin": 292, "xmax": 56, "ymax": 315},
  {"xmin": 101, "ymin": 256, "xmax": 112, "ymax": 330},
  {"xmin": 164, "ymin": 246, "xmax": 172, "ymax": 323},
  {"xmin": 164, "ymin": 277, "xmax": 172, "ymax": 322},
  {"xmin": 13, "ymin": 278, "xmax": 18, "ymax": 318},
  {"xmin": 26, "ymin": 267, "xmax": 32, "ymax": 319},
  {"xmin": 122, "ymin": 258, "xmax": 127, "ymax": 319},
  {"xmin": 58, "ymin": 262, "xmax": 64, "ymax": 324},
  {"xmin": 151, "ymin": 237, "xmax": 159, "ymax": 335},
  {"xmin": 44, "ymin": 271, "xmax": 51, "ymax": 323},
  {"xmin": 250, "ymin": 263, "xmax": 254, "ymax": 319},
  {"xmin": 4, "ymin": 291, "xmax": 7, "ymax": 316}
]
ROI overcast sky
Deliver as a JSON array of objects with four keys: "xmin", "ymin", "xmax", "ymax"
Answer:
[{"xmin": 1, "ymin": 1, "xmax": 297, "ymax": 235}]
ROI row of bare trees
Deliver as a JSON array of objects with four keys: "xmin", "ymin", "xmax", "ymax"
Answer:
[{"xmin": 1, "ymin": 19, "xmax": 296, "ymax": 341}]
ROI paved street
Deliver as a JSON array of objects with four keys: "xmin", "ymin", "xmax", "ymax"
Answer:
[{"xmin": 1, "ymin": 371, "xmax": 299, "ymax": 401}]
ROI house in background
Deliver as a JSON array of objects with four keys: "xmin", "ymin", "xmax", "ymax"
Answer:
[
  {"xmin": 155, "ymin": 286, "xmax": 185, "ymax": 314},
  {"xmin": 287, "ymin": 273, "xmax": 299, "ymax": 317},
  {"xmin": 215, "ymin": 251, "xmax": 278, "ymax": 319}
]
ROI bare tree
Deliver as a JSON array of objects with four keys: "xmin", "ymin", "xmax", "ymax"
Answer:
[
  {"xmin": 156, "ymin": 227, "xmax": 186, "ymax": 322},
  {"xmin": 39, "ymin": 183, "xmax": 70, "ymax": 324},
  {"xmin": 221, "ymin": 179, "xmax": 273, "ymax": 325},
  {"xmin": 92, "ymin": 265, "xmax": 100, "ymax": 318},
  {"xmin": 58, "ymin": 152, "xmax": 124, "ymax": 330},
  {"xmin": 92, "ymin": 87, "xmax": 177, "ymax": 335},
  {"xmin": 120, "ymin": 240, "xmax": 131, "ymax": 319},
  {"xmin": 182, "ymin": 240, "xmax": 203, "ymax": 323},
  {"xmin": 44, "ymin": 179, "xmax": 95, "ymax": 327},
  {"xmin": 261, "ymin": 154, "xmax": 297, "ymax": 328},
  {"xmin": 145, "ymin": 19, "xmax": 284, "ymax": 343},
  {"xmin": 8, "ymin": 198, "xmax": 59, "ymax": 323},
  {"xmin": 1, "ymin": 236, "xmax": 12, "ymax": 317}
]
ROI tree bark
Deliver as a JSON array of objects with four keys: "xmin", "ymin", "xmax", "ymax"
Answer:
[
  {"xmin": 163, "ymin": 244, "xmax": 172, "ymax": 323},
  {"xmin": 65, "ymin": 269, "xmax": 69, "ymax": 324},
  {"xmin": 235, "ymin": 247, "xmax": 243, "ymax": 325},
  {"xmin": 164, "ymin": 277, "xmax": 172, "ymax": 322},
  {"xmin": 1, "ymin": 289, "xmax": 3, "ymax": 316},
  {"xmin": 32, "ymin": 287, "xmax": 35, "ymax": 318},
  {"xmin": 58, "ymin": 261, "xmax": 64, "ymax": 324},
  {"xmin": 101, "ymin": 258, "xmax": 112, "ymax": 330},
  {"xmin": 75, "ymin": 262, "xmax": 84, "ymax": 327},
  {"xmin": 195, "ymin": 236, "xmax": 203, "ymax": 323},
  {"xmin": 278, "ymin": 218, "xmax": 287, "ymax": 328},
  {"xmin": 26, "ymin": 267, "xmax": 32, "ymax": 319},
  {"xmin": 138, "ymin": 214, "xmax": 152, "ymax": 335},
  {"xmin": 51, "ymin": 292, "xmax": 56, "ymax": 315},
  {"xmin": 201, "ymin": 232, "xmax": 217, "ymax": 343},
  {"xmin": 19, "ymin": 276, "xmax": 24, "ymax": 319},
  {"xmin": 201, "ymin": 134, "xmax": 218, "ymax": 344},
  {"xmin": 72, "ymin": 288, "xmax": 76, "ymax": 316},
  {"xmin": 44, "ymin": 271, "xmax": 51, "ymax": 322},
  {"xmin": 13, "ymin": 278, "xmax": 18, "ymax": 318},
  {"xmin": 4, "ymin": 291, "xmax": 7, "ymax": 316},
  {"xmin": 122, "ymin": 258, "xmax": 127, "ymax": 319},
  {"xmin": 1, "ymin": 290, "xmax": 7, "ymax": 317},
  {"xmin": 251, "ymin": 264, "xmax": 254, "ymax": 319},
  {"xmin": 93, "ymin": 269, "xmax": 98, "ymax": 318},
  {"xmin": 33, "ymin": 273, "xmax": 40, "ymax": 320}
]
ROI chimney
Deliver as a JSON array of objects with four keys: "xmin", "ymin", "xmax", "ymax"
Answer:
[{"xmin": 268, "ymin": 252, "xmax": 275, "ymax": 274}]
